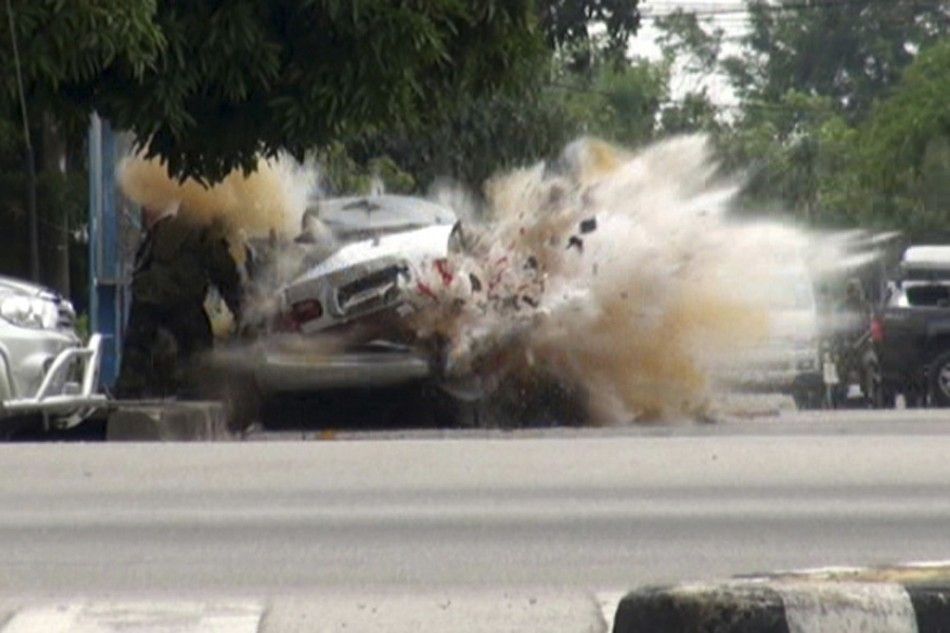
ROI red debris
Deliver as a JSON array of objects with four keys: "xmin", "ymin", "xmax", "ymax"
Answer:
[
  {"xmin": 435, "ymin": 259, "xmax": 454, "ymax": 286},
  {"xmin": 416, "ymin": 281, "xmax": 438, "ymax": 301}
]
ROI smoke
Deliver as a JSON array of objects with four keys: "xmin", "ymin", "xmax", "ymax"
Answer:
[
  {"xmin": 120, "ymin": 137, "xmax": 890, "ymax": 424},
  {"xmin": 405, "ymin": 136, "xmax": 834, "ymax": 422},
  {"xmin": 117, "ymin": 153, "xmax": 318, "ymax": 238}
]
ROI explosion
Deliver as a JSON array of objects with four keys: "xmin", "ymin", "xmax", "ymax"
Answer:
[
  {"xmin": 117, "ymin": 152, "xmax": 316, "ymax": 239},
  {"xmin": 117, "ymin": 136, "xmax": 887, "ymax": 424},
  {"xmin": 408, "ymin": 136, "xmax": 780, "ymax": 422}
]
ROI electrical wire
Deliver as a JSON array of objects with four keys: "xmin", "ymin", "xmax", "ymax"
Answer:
[{"xmin": 640, "ymin": 0, "xmax": 947, "ymax": 19}]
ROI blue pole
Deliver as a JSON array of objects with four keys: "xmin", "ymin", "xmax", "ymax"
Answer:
[{"xmin": 88, "ymin": 115, "xmax": 122, "ymax": 388}]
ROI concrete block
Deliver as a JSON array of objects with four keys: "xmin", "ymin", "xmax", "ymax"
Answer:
[
  {"xmin": 612, "ymin": 563, "xmax": 950, "ymax": 633},
  {"xmin": 106, "ymin": 401, "xmax": 232, "ymax": 441}
]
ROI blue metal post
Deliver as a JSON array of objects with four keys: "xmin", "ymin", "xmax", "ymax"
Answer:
[{"xmin": 88, "ymin": 115, "xmax": 122, "ymax": 388}]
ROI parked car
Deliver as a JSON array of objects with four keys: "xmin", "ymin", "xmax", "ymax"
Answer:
[
  {"xmin": 714, "ymin": 265, "xmax": 825, "ymax": 409},
  {"xmin": 874, "ymin": 245, "xmax": 950, "ymax": 407},
  {"xmin": 0, "ymin": 275, "xmax": 105, "ymax": 433}
]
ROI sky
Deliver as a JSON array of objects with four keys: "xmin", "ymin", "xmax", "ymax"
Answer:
[{"xmin": 631, "ymin": 0, "xmax": 750, "ymax": 104}]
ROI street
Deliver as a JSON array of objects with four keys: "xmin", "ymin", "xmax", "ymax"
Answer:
[{"xmin": 0, "ymin": 410, "xmax": 947, "ymax": 598}]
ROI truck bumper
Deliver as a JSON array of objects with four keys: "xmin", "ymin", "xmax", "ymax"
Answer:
[{"xmin": 0, "ymin": 334, "xmax": 108, "ymax": 424}]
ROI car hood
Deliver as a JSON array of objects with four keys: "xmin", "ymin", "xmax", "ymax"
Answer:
[
  {"xmin": 0, "ymin": 275, "xmax": 55, "ymax": 299},
  {"xmin": 292, "ymin": 224, "xmax": 455, "ymax": 283}
]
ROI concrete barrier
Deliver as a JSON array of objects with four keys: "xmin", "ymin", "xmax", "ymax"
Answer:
[
  {"xmin": 106, "ymin": 401, "xmax": 232, "ymax": 441},
  {"xmin": 613, "ymin": 563, "xmax": 950, "ymax": 632}
]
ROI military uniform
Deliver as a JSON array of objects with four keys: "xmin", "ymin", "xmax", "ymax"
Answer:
[{"xmin": 115, "ymin": 213, "xmax": 242, "ymax": 399}]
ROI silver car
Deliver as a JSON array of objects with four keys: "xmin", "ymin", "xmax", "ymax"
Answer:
[
  {"xmin": 250, "ymin": 195, "xmax": 457, "ymax": 394},
  {"xmin": 0, "ymin": 275, "xmax": 105, "ymax": 427}
]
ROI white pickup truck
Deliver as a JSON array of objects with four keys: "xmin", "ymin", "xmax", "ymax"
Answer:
[
  {"xmin": 248, "ymin": 195, "xmax": 458, "ymax": 395},
  {"xmin": 0, "ymin": 275, "xmax": 106, "ymax": 432}
]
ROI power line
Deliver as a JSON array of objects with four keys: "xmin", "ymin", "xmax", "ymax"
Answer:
[
  {"xmin": 640, "ymin": 0, "xmax": 947, "ymax": 19},
  {"xmin": 544, "ymin": 82, "xmax": 891, "ymax": 115}
]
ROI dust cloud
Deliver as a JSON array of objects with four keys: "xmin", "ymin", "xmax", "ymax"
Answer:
[
  {"xmin": 409, "ymin": 136, "xmax": 827, "ymax": 422},
  {"xmin": 117, "ymin": 153, "xmax": 316, "ymax": 239},
  {"xmin": 117, "ymin": 137, "xmax": 886, "ymax": 424}
]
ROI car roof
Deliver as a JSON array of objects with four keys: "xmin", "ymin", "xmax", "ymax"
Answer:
[
  {"xmin": 901, "ymin": 246, "xmax": 950, "ymax": 271},
  {"xmin": 306, "ymin": 195, "xmax": 457, "ymax": 234}
]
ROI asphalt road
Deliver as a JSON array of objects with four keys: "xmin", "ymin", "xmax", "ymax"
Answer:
[{"xmin": 0, "ymin": 410, "xmax": 948, "ymax": 600}]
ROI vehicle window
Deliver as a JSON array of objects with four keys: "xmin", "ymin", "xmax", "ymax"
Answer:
[{"xmin": 903, "ymin": 284, "xmax": 950, "ymax": 307}]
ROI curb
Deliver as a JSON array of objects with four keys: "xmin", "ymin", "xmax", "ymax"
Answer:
[{"xmin": 613, "ymin": 563, "xmax": 950, "ymax": 632}]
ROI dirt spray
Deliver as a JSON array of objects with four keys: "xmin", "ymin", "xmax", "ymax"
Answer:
[{"xmin": 406, "ymin": 136, "xmax": 873, "ymax": 422}]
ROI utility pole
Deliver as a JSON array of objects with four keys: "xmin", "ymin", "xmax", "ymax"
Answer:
[{"xmin": 6, "ymin": 0, "xmax": 40, "ymax": 282}]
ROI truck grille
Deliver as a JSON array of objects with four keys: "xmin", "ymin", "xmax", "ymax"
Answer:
[{"xmin": 336, "ymin": 267, "xmax": 401, "ymax": 317}]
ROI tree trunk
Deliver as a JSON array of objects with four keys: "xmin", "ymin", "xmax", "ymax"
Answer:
[{"xmin": 41, "ymin": 113, "xmax": 70, "ymax": 297}]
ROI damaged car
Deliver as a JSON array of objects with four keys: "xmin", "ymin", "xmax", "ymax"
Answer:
[{"xmin": 224, "ymin": 195, "xmax": 465, "ymax": 423}]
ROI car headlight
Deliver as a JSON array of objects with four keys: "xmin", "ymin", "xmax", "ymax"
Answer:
[{"xmin": 0, "ymin": 295, "xmax": 59, "ymax": 330}]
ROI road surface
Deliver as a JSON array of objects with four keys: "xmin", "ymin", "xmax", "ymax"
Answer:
[
  {"xmin": 3, "ymin": 410, "xmax": 949, "ymax": 593},
  {"xmin": 0, "ymin": 410, "xmax": 947, "ymax": 630}
]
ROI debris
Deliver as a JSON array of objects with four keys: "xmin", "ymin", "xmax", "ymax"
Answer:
[
  {"xmin": 416, "ymin": 281, "xmax": 438, "ymax": 301},
  {"xmin": 435, "ymin": 259, "xmax": 454, "ymax": 286},
  {"xmin": 566, "ymin": 236, "xmax": 584, "ymax": 252},
  {"xmin": 579, "ymin": 217, "xmax": 597, "ymax": 234},
  {"xmin": 469, "ymin": 273, "xmax": 483, "ymax": 293}
]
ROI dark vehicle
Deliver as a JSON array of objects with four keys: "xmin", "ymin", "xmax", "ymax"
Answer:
[{"xmin": 873, "ymin": 246, "xmax": 950, "ymax": 407}]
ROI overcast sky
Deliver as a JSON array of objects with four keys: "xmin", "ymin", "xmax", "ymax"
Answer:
[{"xmin": 632, "ymin": 0, "xmax": 750, "ymax": 104}]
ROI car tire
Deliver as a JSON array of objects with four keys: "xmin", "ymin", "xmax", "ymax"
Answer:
[
  {"xmin": 221, "ymin": 375, "xmax": 262, "ymax": 433},
  {"xmin": 871, "ymin": 382, "xmax": 896, "ymax": 409},
  {"xmin": 929, "ymin": 351, "xmax": 950, "ymax": 408},
  {"xmin": 792, "ymin": 387, "xmax": 821, "ymax": 410}
]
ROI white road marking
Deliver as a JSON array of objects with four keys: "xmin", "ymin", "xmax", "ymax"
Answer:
[
  {"xmin": 783, "ymin": 565, "xmax": 868, "ymax": 577},
  {"xmin": 901, "ymin": 559, "xmax": 950, "ymax": 569},
  {"xmin": 2, "ymin": 601, "xmax": 263, "ymax": 633},
  {"xmin": 778, "ymin": 582, "xmax": 917, "ymax": 633}
]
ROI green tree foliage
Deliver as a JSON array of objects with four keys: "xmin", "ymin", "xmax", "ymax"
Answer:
[
  {"xmin": 2, "ymin": 1, "xmax": 549, "ymax": 182},
  {"xmin": 348, "ymin": 89, "xmax": 581, "ymax": 192},
  {"xmin": 555, "ymin": 57, "xmax": 668, "ymax": 147},
  {"xmin": 826, "ymin": 40, "xmax": 950, "ymax": 235},
  {"xmin": 345, "ymin": 51, "xmax": 669, "ymax": 193},
  {"xmin": 0, "ymin": 1, "xmax": 160, "ymax": 292},
  {"xmin": 94, "ymin": 1, "xmax": 547, "ymax": 182},
  {"xmin": 724, "ymin": 0, "xmax": 948, "ymax": 122},
  {"xmin": 654, "ymin": 1, "xmax": 949, "ymax": 234},
  {"xmin": 342, "ymin": 0, "xmax": 652, "ymax": 193},
  {"xmin": 651, "ymin": 9, "xmax": 723, "ymax": 136},
  {"xmin": 0, "ymin": 0, "xmax": 163, "ymax": 146},
  {"xmin": 538, "ymin": 0, "xmax": 641, "ymax": 69}
]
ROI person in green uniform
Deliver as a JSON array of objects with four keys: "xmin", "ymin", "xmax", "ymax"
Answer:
[{"xmin": 115, "ymin": 204, "xmax": 243, "ymax": 399}]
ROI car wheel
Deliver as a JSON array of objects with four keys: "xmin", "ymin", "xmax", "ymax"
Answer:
[
  {"xmin": 792, "ymin": 387, "xmax": 819, "ymax": 410},
  {"xmin": 220, "ymin": 374, "xmax": 262, "ymax": 433},
  {"xmin": 929, "ymin": 351, "xmax": 950, "ymax": 407},
  {"xmin": 871, "ymin": 381, "xmax": 896, "ymax": 409}
]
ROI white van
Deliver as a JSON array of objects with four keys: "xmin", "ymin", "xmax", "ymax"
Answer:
[{"xmin": 712, "ymin": 264, "xmax": 824, "ymax": 408}]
